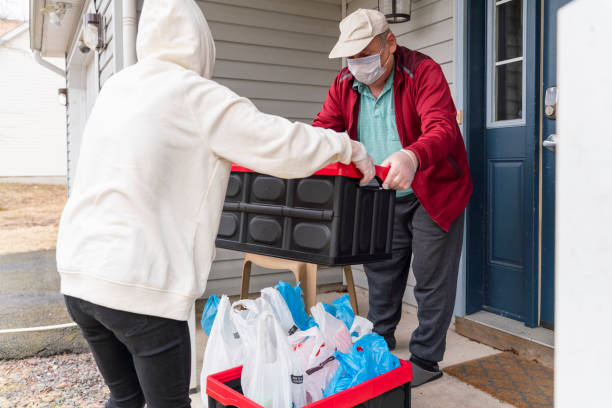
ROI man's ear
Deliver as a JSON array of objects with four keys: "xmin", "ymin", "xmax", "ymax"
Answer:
[{"xmin": 387, "ymin": 32, "xmax": 397, "ymax": 54}]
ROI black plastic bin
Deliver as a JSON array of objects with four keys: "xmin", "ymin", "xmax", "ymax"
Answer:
[{"xmin": 215, "ymin": 163, "xmax": 395, "ymax": 266}]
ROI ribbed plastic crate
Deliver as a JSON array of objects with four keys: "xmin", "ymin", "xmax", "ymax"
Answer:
[
  {"xmin": 206, "ymin": 360, "xmax": 412, "ymax": 408},
  {"xmin": 215, "ymin": 163, "xmax": 395, "ymax": 266}
]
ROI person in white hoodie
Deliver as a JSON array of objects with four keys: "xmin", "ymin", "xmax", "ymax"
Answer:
[{"xmin": 56, "ymin": 0, "xmax": 374, "ymax": 406}]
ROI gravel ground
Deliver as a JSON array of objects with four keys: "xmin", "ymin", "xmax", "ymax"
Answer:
[{"xmin": 0, "ymin": 352, "xmax": 109, "ymax": 408}]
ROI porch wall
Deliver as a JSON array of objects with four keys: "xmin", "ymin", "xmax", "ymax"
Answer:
[{"xmin": 347, "ymin": 0, "xmax": 456, "ymax": 306}]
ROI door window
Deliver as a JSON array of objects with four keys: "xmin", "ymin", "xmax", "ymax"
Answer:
[{"xmin": 487, "ymin": 0, "xmax": 525, "ymax": 127}]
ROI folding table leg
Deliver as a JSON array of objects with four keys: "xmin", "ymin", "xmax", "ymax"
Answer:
[
  {"xmin": 301, "ymin": 263, "xmax": 318, "ymax": 312},
  {"xmin": 240, "ymin": 259, "xmax": 252, "ymax": 299},
  {"xmin": 343, "ymin": 265, "xmax": 359, "ymax": 315}
]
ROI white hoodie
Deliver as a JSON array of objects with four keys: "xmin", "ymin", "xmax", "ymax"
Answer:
[{"xmin": 56, "ymin": 0, "xmax": 352, "ymax": 321}]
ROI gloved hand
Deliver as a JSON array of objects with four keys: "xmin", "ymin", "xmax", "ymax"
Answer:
[
  {"xmin": 350, "ymin": 140, "xmax": 376, "ymax": 185},
  {"xmin": 381, "ymin": 149, "xmax": 419, "ymax": 190}
]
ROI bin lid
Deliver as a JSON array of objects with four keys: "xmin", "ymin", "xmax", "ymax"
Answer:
[{"xmin": 230, "ymin": 162, "xmax": 389, "ymax": 181}]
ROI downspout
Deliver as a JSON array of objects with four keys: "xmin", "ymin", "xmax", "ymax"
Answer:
[
  {"xmin": 122, "ymin": 0, "xmax": 138, "ymax": 67},
  {"xmin": 34, "ymin": 50, "xmax": 66, "ymax": 78}
]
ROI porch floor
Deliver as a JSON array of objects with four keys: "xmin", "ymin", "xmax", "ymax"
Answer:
[{"xmin": 193, "ymin": 287, "xmax": 514, "ymax": 408}]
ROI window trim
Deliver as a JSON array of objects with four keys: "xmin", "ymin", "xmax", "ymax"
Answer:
[{"xmin": 486, "ymin": 0, "xmax": 527, "ymax": 128}]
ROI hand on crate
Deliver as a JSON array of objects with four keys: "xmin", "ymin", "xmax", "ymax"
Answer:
[
  {"xmin": 381, "ymin": 149, "xmax": 419, "ymax": 190},
  {"xmin": 350, "ymin": 140, "xmax": 376, "ymax": 185}
]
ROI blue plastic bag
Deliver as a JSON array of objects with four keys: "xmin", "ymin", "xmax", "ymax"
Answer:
[
  {"xmin": 323, "ymin": 333, "xmax": 400, "ymax": 397},
  {"xmin": 321, "ymin": 295, "xmax": 354, "ymax": 330},
  {"xmin": 200, "ymin": 294, "xmax": 220, "ymax": 335},
  {"xmin": 332, "ymin": 294, "xmax": 355, "ymax": 330},
  {"xmin": 275, "ymin": 281, "xmax": 317, "ymax": 331},
  {"xmin": 323, "ymin": 303, "xmax": 337, "ymax": 316}
]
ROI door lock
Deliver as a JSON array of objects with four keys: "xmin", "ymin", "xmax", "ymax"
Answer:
[
  {"xmin": 544, "ymin": 86, "xmax": 558, "ymax": 120},
  {"xmin": 543, "ymin": 134, "xmax": 558, "ymax": 152}
]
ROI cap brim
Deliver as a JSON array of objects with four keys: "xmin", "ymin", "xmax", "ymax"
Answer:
[{"xmin": 328, "ymin": 37, "xmax": 373, "ymax": 59}]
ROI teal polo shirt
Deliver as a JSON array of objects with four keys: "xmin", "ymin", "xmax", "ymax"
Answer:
[{"xmin": 353, "ymin": 70, "xmax": 413, "ymax": 196}]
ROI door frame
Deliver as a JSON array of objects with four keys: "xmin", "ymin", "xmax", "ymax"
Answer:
[{"xmin": 464, "ymin": 0, "xmax": 541, "ymax": 328}]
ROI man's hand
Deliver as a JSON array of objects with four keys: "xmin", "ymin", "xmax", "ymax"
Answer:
[
  {"xmin": 350, "ymin": 140, "xmax": 376, "ymax": 185},
  {"xmin": 381, "ymin": 149, "xmax": 419, "ymax": 190}
]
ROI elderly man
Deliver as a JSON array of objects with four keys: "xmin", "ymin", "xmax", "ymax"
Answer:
[{"xmin": 313, "ymin": 9, "xmax": 473, "ymax": 387}]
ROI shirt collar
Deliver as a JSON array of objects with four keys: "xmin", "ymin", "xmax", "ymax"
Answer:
[{"xmin": 352, "ymin": 69, "xmax": 395, "ymax": 99}]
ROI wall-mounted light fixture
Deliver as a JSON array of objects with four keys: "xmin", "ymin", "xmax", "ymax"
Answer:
[
  {"xmin": 58, "ymin": 88, "xmax": 68, "ymax": 106},
  {"xmin": 83, "ymin": 13, "xmax": 105, "ymax": 51},
  {"xmin": 378, "ymin": 0, "xmax": 412, "ymax": 24},
  {"xmin": 41, "ymin": 2, "xmax": 72, "ymax": 27}
]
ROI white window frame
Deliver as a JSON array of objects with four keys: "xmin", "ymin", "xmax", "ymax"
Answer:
[{"xmin": 486, "ymin": 0, "xmax": 527, "ymax": 128}]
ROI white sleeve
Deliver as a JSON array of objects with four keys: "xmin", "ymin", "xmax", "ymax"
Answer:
[{"xmin": 188, "ymin": 79, "xmax": 352, "ymax": 179}]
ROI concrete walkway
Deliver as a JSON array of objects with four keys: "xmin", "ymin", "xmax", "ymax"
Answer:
[
  {"xmin": 192, "ymin": 288, "xmax": 513, "ymax": 408},
  {"xmin": 0, "ymin": 250, "xmax": 87, "ymax": 358}
]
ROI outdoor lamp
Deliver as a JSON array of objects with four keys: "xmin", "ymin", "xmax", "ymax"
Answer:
[
  {"xmin": 58, "ymin": 88, "xmax": 68, "ymax": 106},
  {"xmin": 83, "ymin": 13, "xmax": 105, "ymax": 51},
  {"xmin": 40, "ymin": 2, "xmax": 72, "ymax": 27},
  {"xmin": 378, "ymin": 0, "xmax": 412, "ymax": 23}
]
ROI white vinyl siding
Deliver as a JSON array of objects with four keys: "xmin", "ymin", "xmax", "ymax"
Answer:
[
  {"xmin": 199, "ymin": 0, "xmax": 342, "ymax": 123},
  {"xmin": 98, "ymin": 0, "xmax": 116, "ymax": 88},
  {"xmin": 0, "ymin": 27, "xmax": 66, "ymax": 177},
  {"xmin": 347, "ymin": 0, "xmax": 456, "ymax": 306}
]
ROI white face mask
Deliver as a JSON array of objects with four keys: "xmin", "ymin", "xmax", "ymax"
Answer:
[{"xmin": 347, "ymin": 43, "xmax": 391, "ymax": 85}]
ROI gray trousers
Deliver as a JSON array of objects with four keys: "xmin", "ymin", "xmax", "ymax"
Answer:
[{"xmin": 364, "ymin": 194, "xmax": 464, "ymax": 363}]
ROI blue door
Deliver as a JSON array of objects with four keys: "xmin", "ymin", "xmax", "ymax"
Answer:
[
  {"xmin": 466, "ymin": 0, "xmax": 540, "ymax": 327},
  {"xmin": 540, "ymin": 0, "xmax": 572, "ymax": 329}
]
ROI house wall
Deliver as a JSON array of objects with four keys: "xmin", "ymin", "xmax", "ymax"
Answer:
[
  {"xmin": 346, "ymin": 0, "xmax": 456, "ymax": 306},
  {"xmin": 98, "ymin": 0, "xmax": 119, "ymax": 88},
  {"xmin": 0, "ymin": 27, "xmax": 67, "ymax": 177}
]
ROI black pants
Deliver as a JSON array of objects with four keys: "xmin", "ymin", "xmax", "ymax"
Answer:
[
  {"xmin": 364, "ymin": 194, "xmax": 464, "ymax": 363},
  {"xmin": 64, "ymin": 296, "xmax": 191, "ymax": 408}
]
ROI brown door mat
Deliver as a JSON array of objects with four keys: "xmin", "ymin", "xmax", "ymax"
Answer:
[{"xmin": 444, "ymin": 352, "xmax": 553, "ymax": 408}]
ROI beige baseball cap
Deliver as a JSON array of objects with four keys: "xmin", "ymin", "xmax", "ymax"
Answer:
[{"xmin": 329, "ymin": 8, "xmax": 389, "ymax": 59}]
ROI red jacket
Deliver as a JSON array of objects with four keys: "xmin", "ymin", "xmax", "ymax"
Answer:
[{"xmin": 313, "ymin": 46, "xmax": 472, "ymax": 231}]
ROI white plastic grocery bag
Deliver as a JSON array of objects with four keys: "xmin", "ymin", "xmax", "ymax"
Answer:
[
  {"xmin": 261, "ymin": 287, "xmax": 299, "ymax": 336},
  {"xmin": 241, "ymin": 312, "xmax": 301, "ymax": 408},
  {"xmin": 289, "ymin": 326, "xmax": 339, "ymax": 405},
  {"xmin": 311, "ymin": 303, "xmax": 352, "ymax": 354},
  {"xmin": 200, "ymin": 295, "xmax": 243, "ymax": 407},
  {"xmin": 349, "ymin": 315, "xmax": 374, "ymax": 342}
]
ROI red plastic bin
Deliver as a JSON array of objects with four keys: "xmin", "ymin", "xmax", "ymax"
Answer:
[{"xmin": 206, "ymin": 359, "xmax": 412, "ymax": 408}]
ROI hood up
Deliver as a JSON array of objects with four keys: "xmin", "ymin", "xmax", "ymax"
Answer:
[{"xmin": 136, "ymin": 0, "xmax": 216, "ymax": 78}]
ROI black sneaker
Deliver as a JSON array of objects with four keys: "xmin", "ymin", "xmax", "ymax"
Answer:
[
  {"xmin": 383, "ymin": 333, "xmax": 396, "ymax": 350},
  {"xmin": 409, "ymin": 356, "xmax": 443, "ymax": 387}
]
